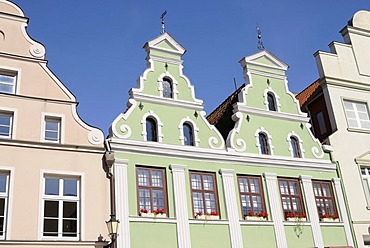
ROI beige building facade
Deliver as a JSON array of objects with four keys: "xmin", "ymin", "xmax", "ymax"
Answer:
[
  {"xmin": 299, "ymin": 10, "xmax": 370, "ymax": 248},
  {"xmin": 0, "ymin": 1, "xmax": 109, "ymax": 247}
]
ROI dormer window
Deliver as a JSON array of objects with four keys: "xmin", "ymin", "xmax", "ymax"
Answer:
[
  {"xmin": 162, "ymin": 77, "xmax": 173, "ymax": 98},
  {"xmin": 183, "ymin": 122, "xmax": 194, "ymax": 146},
  {"xmin": 290, "ymin": 136, "xmax": 301, "ymax": 158},
  {"xmin": 258, "ymin": 132, "xmax": 270, "ymax": 155},
  {"xmin": 267, "ymin": 92, "xmax": 277, "ymax": 111},
  {"xmin": 146, "ymin": 117, "xmax": 157, "ymax": 142}
]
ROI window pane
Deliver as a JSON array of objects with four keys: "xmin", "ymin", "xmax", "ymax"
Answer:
[
  {"xmin": 63, "ymin": 202, "xmax": 77, "ymax": 218},
  {"xmin": 0, "ymin": 74, "xmax": 15, "ymax": 94},
  {"xmin": 0, "ymin": 217, "xmax": 3, "ymax": 235},
  {"xmin": 279, "ymin": 181, "xmax": 289, "ymax": 194},
  {"xmin": 45, "ymin": 178, "xmax": 59, "ymax": 195},
  {"xmin": 139, "ymin": 189, "xmax": 151, "ymax": 211},
  {"xmin": 0, "ymin": 175, "xmax": 7, "ymax": 193},
  {"xmin": 0, "ymin": 114, "xmax": 11, "ymax": 137},
  {"xmin": 153, "ymin": 189, "xmax": 164, "ymax": 209},
  {"xmin": 146, "ymin": 118, "xmax": 157, "ymax": 142},
  {"xmin": 152, "ymin": 171, "xmax": 163, "ymax": 187},
  {"xmin": 45, "ymin": 119, "xmax": 60, "ymax": 141},
  {"xmin": 137, "ymin": 169, "xmax": 149, "ymax": 186},
  {"xmin": 191, "ymin": 174, "xmax": 202, "ymax": 189},
  {"xmin": 249, "ymin": 178, "xmax": 260, "ymax": 193},
  {"xmin": 43, "ymin": 219, "xmax": 58, "ymax": 236},
  {"xmin": 192, "ymin": 192, "xmax": 204, "ymax": 214},
  {"xmin": 267, "ymin": 93, "xmax": 276, "ymax": 111},
  {"xmin": 0, "ymin": 199, "xmax": 4, "ymax": 216},
  {"xmin": 44, "ymin": 201, "xmax": 59, "ymax": 218},
  {"xmin": 183, "ymin": 123, "xmax": 194, "ymax": 146},
  {"xmin": 64, "ymin": 179, "xmax": 77, "ymax": 196},
  {"xmin": 162, "ymin": 78, "xmax": 172, "ymax": 98},
  {"xmin": 203, "ymin": 175, "xmax": 214, "ymax": 190},
  {"xmin": 63, "ymin": 220, "xmax": 77, "ymax": 237},
  {"xmin": 239, "ymin": 178, "xmax": 248, "ymax": 193}
]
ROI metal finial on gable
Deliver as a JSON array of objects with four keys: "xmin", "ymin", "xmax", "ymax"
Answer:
[
  {"xmin": 160, "ymin": 10, "xmax": 167, "ymax": 34},
  {"xmin": 256, "ymin": 24, "xmax": 265, "ymax": 50}
]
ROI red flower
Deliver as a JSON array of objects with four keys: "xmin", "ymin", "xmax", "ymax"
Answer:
[
  {"xmin": 196, "ymin": 211, "xmax": 203, "ymax": 216},
  {"xmin": 210, "ymin": 211, "xmax": 219, "ymax": 216},
  {"xmin": 140, "ymin": 209, "xmax": 148, "ymax": 213}
]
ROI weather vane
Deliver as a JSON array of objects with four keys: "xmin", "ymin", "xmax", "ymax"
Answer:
[
  {"xmin": 256, "ymin": 24, "xmax": 265, "ymax": 50},
  {"xmin": 160, "ymin": 10, "xmax": 167, "ymax": 34}
]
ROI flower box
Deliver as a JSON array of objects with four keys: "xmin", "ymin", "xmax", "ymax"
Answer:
[
  {"xmin": 321, "ymin": 217, "xmax": 339, "ymax": 222},
  {"xmin": 195, "ymin": 214, "xmax": 219, "ymax": 220},
  {"xmin": 244, "ymin": 216, "xmax": 267, "ymax": 221},
  {"xmin": 139, "ymin": 212, "xmax": 167, "ymax": 218},
  {"xmin": 286, "ymin": 217, "xmax": 307, "ymax": 222}
]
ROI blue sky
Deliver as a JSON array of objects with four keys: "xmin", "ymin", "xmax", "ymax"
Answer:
[{"xmin": 11, "ymin": 0, "xmax": 369, "ymax": 135}]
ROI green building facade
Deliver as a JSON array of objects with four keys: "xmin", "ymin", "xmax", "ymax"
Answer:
[{"xmin": 107, "ymin": 32, "xmax": 353, "ymax": 248}]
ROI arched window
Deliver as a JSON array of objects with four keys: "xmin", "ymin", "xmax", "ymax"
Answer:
[
  {"xmin": 183, "ymin": 123, "xmax": 194, "ymax": 146},
  {"xmin": 258, "ymin": 132, "xmax": 270, "ymax": 155},
  {"xmin": 146, "ymin": 117, "xmax": 157, "ymax": 142},
  {"xmin": 290, "ymin": 136, "xmax": 301, "ymax": 158},
  {"xmin": 162, "ymin": 77, "xmax": 173, "ymax": 98},
  {"xmin": 267, "ymin": 92, "xmax": 277, "ymax": 111}
]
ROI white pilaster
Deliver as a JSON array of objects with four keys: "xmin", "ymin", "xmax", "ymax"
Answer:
[
  {"xmin": 264, "ymin": 173, "xmax": 287, "ymax": 248},
  {"xmin": 300, "ymin": 175, "xmax": 324, "ymax": 248},
  {"xmin": 333, "ymin": 178, "xmax": 354, "ymax": 247},
  {"xmin": 170, "ymin": 164, "xmax": 191, "ymax": 248},
  {"xmin": 115, "ymin": 159, "xmax": 130, "ymax": 248},
  {"xmin": 219, "ymin": 169, "xmax": 243, "ymax": 248}
]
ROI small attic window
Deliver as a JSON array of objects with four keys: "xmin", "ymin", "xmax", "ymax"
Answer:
[
  {"xmin": 162, "ymin": 77, "xmax": 173, "ymax": 98},
  {"xmin": 267, "ymin": 92, "xmax": 277, "ymax": 111}
]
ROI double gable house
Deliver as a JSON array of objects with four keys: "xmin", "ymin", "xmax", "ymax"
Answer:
[{"xmin": 108, "ymin": 30, "xmax": 353, "ymax": 247}]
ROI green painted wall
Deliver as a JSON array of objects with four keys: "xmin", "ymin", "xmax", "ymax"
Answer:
[
  {"xmin": 321, "ymin": 226, "xmax": 348, "ymax": 247},
  {"xmin": 241, "ymin": 225, "xmax": 277, "ymax": 247},
  {"xmin": 285, "ymin": 225, "xmax": 314, "ymax": 248},
  {"xmin": 190, "ymin": 223, "xmax": 231, "ymax": 248},
  {"xmin": 130, "ymin": 222, "xmax": 178, "ymax": 248}
]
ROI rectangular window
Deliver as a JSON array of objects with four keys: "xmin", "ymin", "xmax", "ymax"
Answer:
[
  {"xmin": 136, "ymin": 167, "xmax": 167, "ymax": 214},
  {"xmin": 312, "ymin": 181, "xmax": 338, "ymax": 218},
  {"xmin": 343, "ymin": 100, "xmax": 370, "ymax": 129},
  {"xmin": 316, "ymin": 111, "xmax": 327, "ymax": 135},
  {"xmin": 278, "ymin": 178, "xmax": 305, "ymax": 216},
  {"xmin": 44, "ymin": 117, "xmax": 61, "ymax": 142},
  {"xmin": 0, "ymin": 173, "xmax": 9, "ymax": 238},
  {"xmin": 0, "ymin": 73, "xmax": 16, "ymax": 94},
  {"xmin": 238, "ymin": 175, "xmax": 266, "ymax": 216},
  {"xmin": 190, "ymin": 171, "xmax": 219, "ymax": 216},
  {"xmin": 0, "ymin": 113, "xmax": 13, "ymax": 138},
  {"xmin": 361, "ymin": 167, "xmax": 370, "ymax": 206},
  {"xmin": 42, "ymin": 177, "xmax": 79, "ymax": 238}
]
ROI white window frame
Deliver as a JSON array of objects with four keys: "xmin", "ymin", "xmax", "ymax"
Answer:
[
  {"xmin": 140, "ymin": 111, "xmax": 163, "ymax": 142},
  {"xmin": 360, "ymin": 167, "xmax": 370, "ymax": 208},
  {"xmin": 157, "ymin": 72, "xmax": 178, "ymax": 100},
  {"xmin": 0, "ymin": 171, "xmax": 11, "ymax": 240},
  {"xmin": 343, "ymin": 100, "xmax": 370, "ymax": 130},
  {"xmin": 0, "ymin": 67, "xmax": 21, "ymax": 94},
  {"xmin": 0, "ymin": 112, "xmax": 14, "ymax": 139},
  {"xmin": 41, "ymin": 174, "xmax": 81, "ymax": 240},
  {"xmin": 263, "ymin": 89, "xmax": 281, "ymax": 112},
  {"xmin": 41, "ymin": 113, "xmax": 64, "ymax": 144},
  {"xmin": 255, "ymin": 127, "xmax": 274, "ymax": 155},
  {"xmin": 287, "ymin": 132, "xmax": 305, "ymax": 158},
  {"xmin": 178, "ymin": 117, "xmax": 200, "ymax": 147}
]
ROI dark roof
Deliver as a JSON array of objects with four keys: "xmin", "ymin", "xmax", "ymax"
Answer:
[
  {"xmin": 207, "ymin": 84, "xmax": 244, "ymax": 141},
  {"xmin": 295, "ymin": 80, "xmax": 322, "ymax": 110}
]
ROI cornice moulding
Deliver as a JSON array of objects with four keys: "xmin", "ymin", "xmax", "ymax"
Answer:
[
  {"xmin": 109, "ymin": 139, "xmax": 336, "ymax": 172},
  {"xmin": 132, "ymin": 93, "xmax": 204, "ymax": 110},
  {"xmin": 235, "ymin": 104, "xmax": 309, "ymax": 122}
]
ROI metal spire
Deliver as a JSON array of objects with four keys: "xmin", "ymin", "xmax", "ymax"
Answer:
[
  {"xmin": 160, "ymin": 10, "xmax": 167, "ymax": 34},
  {"xmin": 256, "ymin": 24, "xmax": 265, "ymax": 50}
]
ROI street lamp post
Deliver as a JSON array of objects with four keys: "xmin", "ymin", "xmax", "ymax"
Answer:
[{"xmin": 104, "ymin": 150, "xmax": 119, "ymax": 248}]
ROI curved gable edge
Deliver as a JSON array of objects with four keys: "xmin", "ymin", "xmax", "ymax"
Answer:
[{"xmin": 199, "ymin": 111, "xmax": 225, "ymax": 149}]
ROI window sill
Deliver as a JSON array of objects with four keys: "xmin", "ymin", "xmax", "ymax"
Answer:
[
  {"xmin": 320, "ymin": 218, "xmax": 339, "ymax": 222},
  {"xmin": 244, "ymin": 216, "xmax": 268, "ymax": 221},
  {"xmin": 285, "ymin": 217, "xmax": 307, "ymax": 222},
  {"xmin": 195, "ymin": 214, "xmax": 219, "ymax": 220},
  {"xmin": 139, "ymin": 212, "xmax": 167, "ymax": 218},
  {"xmin": 347, "ymin": 127, "xmax": 370, "ymax": 134}
]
